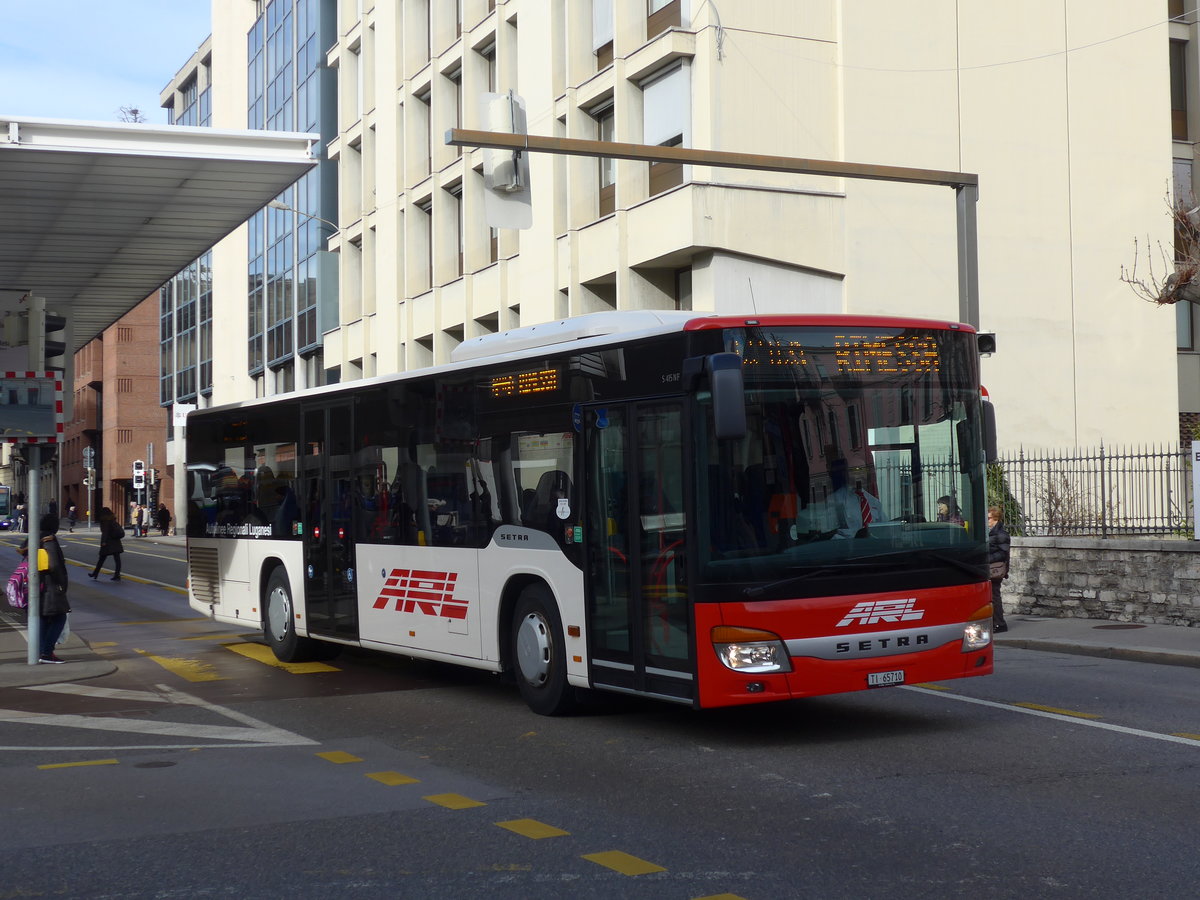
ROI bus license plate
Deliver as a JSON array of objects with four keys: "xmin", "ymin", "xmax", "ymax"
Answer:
[{"xmin": 868, "ymin": 670, "xmax": 904, "ymax": 687}]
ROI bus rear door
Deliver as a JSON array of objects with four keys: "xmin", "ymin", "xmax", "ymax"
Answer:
[{"xmin": 301, "ymin": 401, "xmax": 359, "ymax": 642}]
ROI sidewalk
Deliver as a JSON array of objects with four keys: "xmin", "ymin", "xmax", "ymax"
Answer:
[{"xmin": 1, "ymin": 606, "xmax": 1197, "ymax": 691}]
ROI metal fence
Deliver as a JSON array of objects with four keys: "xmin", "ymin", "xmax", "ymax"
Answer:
[{"xmin": 991, "ymin": 444, "xmax": 1193, "ymax": 538}]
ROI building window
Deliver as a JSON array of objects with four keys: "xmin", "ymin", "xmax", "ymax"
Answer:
[
  {"xmin": 446, "ymin": 182, "xmax": 464, "ymax": 278},
  {"xmin": 447, "ymin": 67, "xmax": 463, "ymax": 158},
  {"xmin": 479, "ymin": 41, "xmax": 497, "ymax": 93},
  {"xmin": 647, "ymin": 0, "xmax": 681, "ymax": 40},
  {"xmin": 1171, "ymin": 40, "xmax": 1188, "ymax": 141},
  {"xmin": 642, "ymin": 63, "xmax": 689, "ymax": 196},
  {"xmin": 593, "ymin": 101, "xmax": 616, "ymax": 215},
  {"xmin": 417, "ymin": 197, "xmax": 433, "ymax": 292},
  {"xmin": 594, "ymin": 0, "xmax": 614, "ymax": 69},
  {"xmin": 416, "ymin": 87, "xmax": 432, "ymax": 175},
  {"xmin": 673, "ymin": 266, "xmax": 691, "ymax": 310}
]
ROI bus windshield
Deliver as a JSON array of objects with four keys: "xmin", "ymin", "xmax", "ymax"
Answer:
[{"xmin": 696, "ymin": 324, "xmax": 987, "ymax": 592}]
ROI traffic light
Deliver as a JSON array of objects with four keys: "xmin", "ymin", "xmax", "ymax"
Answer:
[
  {"xmin": 479, "ymin": 90, "xmax": 532, "ymax": 229},
  {"xmin": 133, "ymin": 460, "xmax": 146, "ymax": 490},
  {"xmin": 28, "ymin": 295, "xmax": 74, "ymax": 418}
]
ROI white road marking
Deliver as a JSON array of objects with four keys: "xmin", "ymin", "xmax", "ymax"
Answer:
[
  {"xmin": 0, "ymin": 683, "xmax": 316, "ymax": 750},
  {"xmin": 904, "ymin": 685, "xmax": 1200, "ymax": 747},
  {"xmin": 20, "ymin": 684, "xmax": 171, "ymax": 703}
]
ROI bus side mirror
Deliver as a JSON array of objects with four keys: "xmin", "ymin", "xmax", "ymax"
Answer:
[
  {"xmin": 708, "ymin": 353, "xmax": 747, "ymax": 441},
  {"xmin": 982, "ymin": 399, "xmax": 998, "ymax": 463}
]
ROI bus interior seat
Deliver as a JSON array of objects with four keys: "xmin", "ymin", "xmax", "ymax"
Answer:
[{"xmin": 524, "ymin": 470, "xmax": 572, "ymax": 530}]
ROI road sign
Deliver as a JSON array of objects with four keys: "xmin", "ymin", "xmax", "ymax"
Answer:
[{"xmin": 82, "ymin": 446, "xmax": 94, "ymax": 464}]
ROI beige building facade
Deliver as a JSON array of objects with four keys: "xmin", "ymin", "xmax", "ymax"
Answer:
[{"xmin": 185, "ymin": 0, "xmax": 1184, "ymax": 454}]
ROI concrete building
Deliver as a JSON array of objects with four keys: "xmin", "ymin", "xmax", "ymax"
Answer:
[{"xmin": 162, "ymin": 0, "xmax": 1186, "ymax": 454}]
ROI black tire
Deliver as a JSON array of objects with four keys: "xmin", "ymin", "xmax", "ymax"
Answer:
[
  {"xmin": 263, "ymin": 567, "xmax": 322, "ymax": 662},
  {"xmin": 511, "ymin": 583, "xmax": 577, "ymax": 716}
]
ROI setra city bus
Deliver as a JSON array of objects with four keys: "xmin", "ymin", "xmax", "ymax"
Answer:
[{"xmin": 185, "ymin": 310, "xmax": 996, "ymax": 714}]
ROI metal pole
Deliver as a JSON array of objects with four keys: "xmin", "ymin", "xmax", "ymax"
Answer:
[
  {"xmin": 447, "ymin": 128, "xmax": 982, "ymax": 326},
  {"xmin": 25, "ymin": 445, "xmax": 41, "ymax": 666},
  {"xmin": 956, "ymin": 183, "xmax": 980, "ymax": 328}
]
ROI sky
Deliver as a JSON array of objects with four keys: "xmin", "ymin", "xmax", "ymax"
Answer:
[{"xmin": 0, "ymin": 1, "xmax": 212, "ymax": 124}]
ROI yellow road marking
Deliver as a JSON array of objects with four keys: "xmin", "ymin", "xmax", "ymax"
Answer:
[
  {"xmin": 694, "ymin": 894, "xmax": 749, "ymax": 900},
  {"xmin": 1170, "ymin": 732, "xmax": 1200, "ymax": 741},
  {"xmin": 89, "ymin": 641, "xmax": 118, "ymax": 648},
  {"xmin": 495, "ymin": 818, "xmax": 569, "ymax": 839},
  {"xmin": 368, "ymin": 771, "xmax": 421, "ymax": 786},
  {"xmin": 913, "ymin": 682, "xmax": 951, "ymax": 691},
  {"xmin": 1013, "ymin": 702, "xmax": 1101, "ymax": 719},
  {"xmin": 122, "ymin": 618, "xmax": 208, "ymax": 625},
  {"xmin": 317, "ymin": 751, "xmax": 363, "ymax": 764},
  {"xmin": 582, "ymin": 850, "xmax": 666, "ymax": 876},
  {"xmin": 38, "ymin": 759, "xmax": 119, "ymax": 770},
  {"xmin": 222, "ymin": 642, "xmax": 339, "ymax": 673},
  {"xmin": 424, "ymin": 793, "xmax": 485, "ymax": 809},
  {"xmin": 136, "ymin": 650, "xmax": 224, "ymax": 682},
  {"xmin": 180, "ymin": 633, "xmax": 250, "ymax": 642}
]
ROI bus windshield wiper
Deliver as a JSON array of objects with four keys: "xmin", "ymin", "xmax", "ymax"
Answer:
[
  {"xmin": 847, "ymin": 547, "xmax": 987, "ymax": 578},
  {"xmin": 742, "ymin": 563, "xmax": 886, "ymax": 599}
]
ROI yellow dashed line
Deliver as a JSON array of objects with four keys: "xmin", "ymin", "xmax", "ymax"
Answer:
[
  {"xmin": 368, "ymin": 771, "xmax": 421, "ymax": 786},
  {"xmin": 582, "ymin": 850, "xmax": 666, "ymax": 876},
  {"xmin": 136, "ymin": 649, "xmax": 224, "ymax": 682},
  {"xmin": 222, "ymin": 642, "xmax": 339, "ymax": 673},
  {"xmin": 913, "ymin": 682, "xmax": 951, "ymax": 690},
  {"xmin": 317, "ymin": 751, "xmax": 363, "ymax": 764},
  {"xmin": 496, "ymin": 818, "xmax": 569, "ymax": 839},
  {"xmin": 1013, "ymin": 702, "xmax": 1101, "ymax": 719},
  {"xmin": 1170, "ymin": 732, "xmax": 1200, "ymax": 741},
  {"xmin": 89, "ymin": 641, "xmax": 118, "ymax": 648},
  {"xmin": 424, "ymin": 793, "xmax": 485, "ymax": 809},
  {"xmin": 38, "ymin": 759, "xmax": 119, "ymax": 770},
  {"xmin": 694, "ymin": 894, "xmax": 749, "ymax": 900}
]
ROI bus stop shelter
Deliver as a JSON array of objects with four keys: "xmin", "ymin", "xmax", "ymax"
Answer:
[
  {"xmin": 0, "ymin": 115, "xmax": 316, "ymax": 352},
  {"xmin": 0, "ymin": 114, "xmax": 316, "ymax": 664}
]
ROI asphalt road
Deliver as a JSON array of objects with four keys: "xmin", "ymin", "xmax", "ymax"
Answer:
[{"xmin": 0, "ymin": 549, "xmax": 1198, "ymax": 898}]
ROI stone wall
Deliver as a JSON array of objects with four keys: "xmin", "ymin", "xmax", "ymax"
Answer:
[{"xmin": 1003, "ymin": 537, "xmax": 1200, "ymax": 627}]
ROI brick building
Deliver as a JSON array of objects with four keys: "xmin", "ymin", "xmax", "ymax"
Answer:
[{"xmin": 63, "ymin": 293, "xmax": 175, "ymax": 530}]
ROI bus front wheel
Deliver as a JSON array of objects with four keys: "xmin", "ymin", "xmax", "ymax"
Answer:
[
  {"xmin": 511, "ymin": 584, "xmax": 577, "ymax": 716},
  {"xmin": 264, "ymin": 567, "xmax": 321, "ymax": 662}
]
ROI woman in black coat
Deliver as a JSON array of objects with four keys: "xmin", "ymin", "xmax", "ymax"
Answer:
[
  {"xmin": 20, "ymin": 513, "xmax": 72, "ymax": 663},
  {"xmin": 89, "ymin": 506, "xmax": 125, "ymax": 581},
  {"xmin": 987, "ymin": 506, "xmax": 1011, "ymax": 633}
]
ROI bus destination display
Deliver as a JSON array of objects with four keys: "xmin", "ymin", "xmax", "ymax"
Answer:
[
  {"xmin": 490, "ymin": 366, "xmax": 560, "ymax": 398},
  {"xmin": 736, "ymin": 332, "xmax": 942, "ymax": 375}
]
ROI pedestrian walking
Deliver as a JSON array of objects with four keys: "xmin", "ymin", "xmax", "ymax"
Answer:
[
  {"xmin": 988, "ymin": 506, "xmax": 1011, "ymax": 633},
  {"xmin": 66, "ymin": 502, "xmax": 77, "ymax": 533},
  {"xmin": 134, "ymin": 505, "xmax": 145, "ymax": 537},
  {"xmin": 89, "ymin": 507, "xmax": 125, "ymax": 581},
  {"xmin": 156, "ymin": 503, "xmax": 172, "ymax": 536},
  {"xmin": 20, "ymin": 513, "xmax": 72, "ymax": 664}
]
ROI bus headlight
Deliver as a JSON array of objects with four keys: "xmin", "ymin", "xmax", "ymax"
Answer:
[
  {"xmin": 962, "ymin": 617, "xmax": 992, "ymax": 651},
  {"xmin": 712, "ymin": 626, "xmax": 793, "ymax": 674}
]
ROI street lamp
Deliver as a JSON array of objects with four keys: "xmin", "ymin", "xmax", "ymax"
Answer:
[{"xmin": 266, "ymin": 199, "xmax": 338, "ymax": 233}]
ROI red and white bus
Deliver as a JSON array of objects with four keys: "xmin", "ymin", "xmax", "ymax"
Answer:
[{"xmin": 185, "ymin": 311, "xmax": 996, "ymax": 714}]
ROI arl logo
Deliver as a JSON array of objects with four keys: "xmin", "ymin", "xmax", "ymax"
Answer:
[
  {"xmin": 373, "ymin": 569, "xmax": 467, "ymax": 620},
  {"xmin": 836, "ymin": 597, "xmax": 925, "ymax": 628}
]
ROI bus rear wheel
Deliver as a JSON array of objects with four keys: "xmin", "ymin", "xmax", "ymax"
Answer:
[
  {"xmin": 264, "ymin": 567, "xmax": 322, "ymax": 662},
  {"xmin": 511, "ymin": 584, "xmax": 577, "ymax": 716}
]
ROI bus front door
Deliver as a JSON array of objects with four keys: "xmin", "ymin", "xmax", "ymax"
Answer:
[
  {"xmin": 584, "ymin": 401, "xmax": 693, "ymax": 704},
  {"xmin": 301, "ymin": 402, "xmax": 359, "ymax": 642}
]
